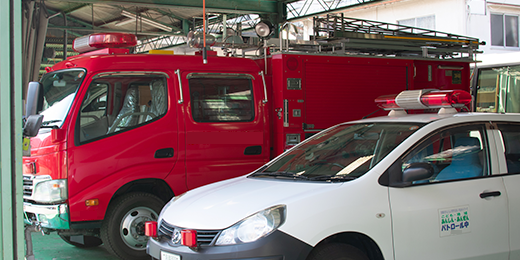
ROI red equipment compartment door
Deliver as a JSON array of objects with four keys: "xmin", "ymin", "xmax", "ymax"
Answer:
[
  {"xmin": 303, "ymin": 56, "xmax": 410, "ymax": 131},
  {"xmin": 413, "ymin": 60, "xmax": 470, "ymax": 91},
  {"xmin": 67, "ymin": 72, "xmax": 179, "ymax": 222},
  {"xmin": 181, "ymin": 71, "xmax": 269, "ymax": 190}
]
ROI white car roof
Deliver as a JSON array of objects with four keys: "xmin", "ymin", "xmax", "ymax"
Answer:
[{"xmin": 348, "ymin": 112, "xmax": 520, "ymax": 124}]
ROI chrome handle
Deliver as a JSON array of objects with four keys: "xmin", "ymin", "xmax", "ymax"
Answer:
[{"xmin": 175, "ymin": 69, "xmax": 184, "ymax": 104}]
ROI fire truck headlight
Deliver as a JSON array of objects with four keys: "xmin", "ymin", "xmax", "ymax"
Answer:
[
  {"xmin": 33, "ymin": 179, "xmax": 67, "ymax": 203},
  {"xmin": 215, "ymin": 205, "xmax": 286, "ymax": 245}
]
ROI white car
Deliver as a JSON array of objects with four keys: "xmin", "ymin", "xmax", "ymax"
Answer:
[{"xmin": 146, "ymin": 90, "xmax": 520, "ymax": 260}]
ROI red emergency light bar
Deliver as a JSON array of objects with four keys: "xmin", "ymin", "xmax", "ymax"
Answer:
[
  {"xmin": 73, "ymin": 33, "xmax": 137, "ymax": 53},
  {"xmin": 375, "ymin": 89, "xmax": 471, "ymax": 111}
]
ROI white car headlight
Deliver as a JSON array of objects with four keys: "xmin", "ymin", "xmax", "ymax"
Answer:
[
  {"xmin": 216, "ymin": 205, "xmax": 286, "ymax": 245},
  {"xmin": 33, "ymin": 179, "xmax": 67, "ymax": 203}
]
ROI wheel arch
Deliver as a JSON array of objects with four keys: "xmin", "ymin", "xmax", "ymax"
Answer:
[
  {"xmin": 110, "ymin": 178, "xmax": 174, "ymax": 206},
  {"xmin": 309, "ymin": 232, "xmax": 385, "ymax": 260}
]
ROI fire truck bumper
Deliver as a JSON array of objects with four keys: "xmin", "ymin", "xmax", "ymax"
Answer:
[{"xmin": 23, "ymin": 202, "xmax": 70, "ymax": 229}]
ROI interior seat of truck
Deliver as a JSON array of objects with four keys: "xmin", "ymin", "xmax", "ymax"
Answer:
[
  {"xmin": 146, "ymin": 79, "xmax": 167, "ymax": 121},
  {"xmin": 107, "ymin": 86, "xmax": 140, "ymax": 133}
]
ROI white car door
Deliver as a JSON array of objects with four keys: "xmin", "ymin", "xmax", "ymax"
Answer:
[
  {"xmin": 387, "ymin": 123, "xmax": 509, "ymax": 260},
  {"xmin": 494, "ymin": 123, "xmax": 520, "ymax": 259}
]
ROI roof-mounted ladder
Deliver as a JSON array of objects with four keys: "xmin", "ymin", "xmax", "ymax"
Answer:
[{"xmin": 280, "ymin": 14, "xmax": 483, "ymax": 60}]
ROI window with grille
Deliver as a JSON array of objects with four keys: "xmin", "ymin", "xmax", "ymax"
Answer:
[{"xmin": 491, "ymin": 13, "xmax": 519, "ymax": 47}]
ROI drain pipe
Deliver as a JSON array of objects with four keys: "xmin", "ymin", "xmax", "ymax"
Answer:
[{"xmin": 25, "ymin": 224, "xmax": 42, "ymax": 260}]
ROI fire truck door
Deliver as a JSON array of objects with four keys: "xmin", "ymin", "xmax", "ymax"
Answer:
[
  {"xmin": 182, "ymin": 72, "xmax": 268, "ymax": 190},
  {"xmin": 68, "ymin": 73, "xmax": 179, "ymax": 222}
]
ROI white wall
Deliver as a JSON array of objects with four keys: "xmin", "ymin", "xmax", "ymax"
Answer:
[
  {"xmin": 479, "ymin": 1, "xmax": 520, "ymax": 55},
  {"xmin": 336, "ymin": 0, "xmax": 467, "ymax": 34},
  {"xmin": 298, "ymin": 0, "xmax": 520, "ymax": 57}
]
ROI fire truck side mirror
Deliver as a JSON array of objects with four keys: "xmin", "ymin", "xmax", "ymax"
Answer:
[
  {"xmin": 23, "ymin": 114, "xmax": 43, "ymax": 137},
  {"xmin": 25, "ymin": 81, "xmax": 43, "ymax": 118}
]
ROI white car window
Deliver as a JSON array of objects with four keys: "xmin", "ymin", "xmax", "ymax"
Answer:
[{"xmin": 401, "ymin": 124, "xmax": 489, "ymax": 183}]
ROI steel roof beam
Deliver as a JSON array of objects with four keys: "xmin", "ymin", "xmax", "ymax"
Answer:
[
  {"xmin": 47, "ymin": 25, "xmax": 184, "ymax": 36},
  {"xmin": 50, "ymin": 0, "xmax": 284, "ymax": 15},
  {"xmin": 47, "ymin": 9, "xmax": 91, "ymax": 37},
  {"xmin": 148, "ymin": 7, "xmax": 191, "ymax": 34},
  {"xmin": 117, "ymin": 7, "xmax": 183, "ymax": 32},
  {"xmin": 61, "ymin": 3, "xmax": 90, "ymax": 15},
  {"xmin": 48, "ymin": 8, "xmax": 93, "ymax": 28},
  {"xmin": 287, "ymin": 0, "xmax": 381, "ymax": 21}
]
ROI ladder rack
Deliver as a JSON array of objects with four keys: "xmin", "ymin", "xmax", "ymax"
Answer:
[{"xmin": 280, "ymin": 14, "xmax": 483, "ymax": 60}]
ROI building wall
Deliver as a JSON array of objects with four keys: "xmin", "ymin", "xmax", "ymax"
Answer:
[
  {"xmin": 338, "ymin": 0, "xmax": 466, "ymax": 35},
  {"xmin": 482, "ymin": 1, "xmax": 520, "ymax": 54},
  {"xmin": 298, "ymin": 0, "xmax": 520, "ymax": 57}
]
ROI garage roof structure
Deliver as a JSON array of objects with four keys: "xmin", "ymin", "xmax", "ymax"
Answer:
[{"xmin": 41, "ymin": 0, "xmax": 381, "ymax": 49}]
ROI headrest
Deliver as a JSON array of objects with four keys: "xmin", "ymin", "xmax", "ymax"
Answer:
[
  {"xmin": 455, "ymin": 137, "xmax": 480, "ymax": 148},
  {"xmin": 452, "ymin": 137, "xmax": 480, "ymax": 160}
]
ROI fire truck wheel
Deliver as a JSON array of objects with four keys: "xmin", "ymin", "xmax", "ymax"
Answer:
[
  {"xmin": 307, "ymin": 243, "xmax": 369, "ymax": 260},
  {"xmin": 58, "ymin": 235, "xmax": 103, "ymax": 248},
  {"xmin": 101, "ymin": 192, "xmax": 164, "ymax": 260}
]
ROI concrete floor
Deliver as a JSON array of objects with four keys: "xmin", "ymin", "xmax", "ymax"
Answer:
[{"xmin": 28, "ymin": 232, "xmax": 118, "ymax": 260}]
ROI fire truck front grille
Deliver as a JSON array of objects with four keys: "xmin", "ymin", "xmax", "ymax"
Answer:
[
  {"xmin": 159, "ymin": 220, "xmax": 220, "ymax": 246},
  {"xmin": 23, "ymin": 175, "xmax": 34, "ymax": 197}
]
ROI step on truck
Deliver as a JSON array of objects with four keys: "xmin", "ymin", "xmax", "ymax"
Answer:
[{"xmin": 22, "ymin": 15, "xmax": 482, "ymax": 259}]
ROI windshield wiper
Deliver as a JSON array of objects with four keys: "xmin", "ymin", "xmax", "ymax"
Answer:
[
  {"xmin": 308, "ymin": 175, "xmax": 357, "ymax": 182},
  {"xmin": 39, "ymin": 120, "xmax": 62, "ymax": 129},
  {"xmin": 250, "ymin": 171, "xmax": 309, "ymax": 180},
  {"xmin": 41, "ymin": 120, "xmax": 61, "ymax": 126}
]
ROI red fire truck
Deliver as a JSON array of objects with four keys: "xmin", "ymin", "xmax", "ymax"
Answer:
[{"xmin": 22, "ymin": 16, "xmax": 481, "ymax": 259}]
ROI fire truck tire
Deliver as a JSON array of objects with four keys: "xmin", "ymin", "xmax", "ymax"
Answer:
[
  {"xmin": 101, "ymin": 192, "xmax": 164, "ymax": 260},
  {"xmin": 58, "ymin": 235, "xmax": 103, "ymax": 248},
  {"xmin": 307, "ymin": 243, "xmax": 369, "ymax": 260}
]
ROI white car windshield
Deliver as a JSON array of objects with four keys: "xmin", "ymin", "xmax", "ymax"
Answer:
[{"xmin": 251, "ymin": 122, "xmax": 424, "ymax": 182}]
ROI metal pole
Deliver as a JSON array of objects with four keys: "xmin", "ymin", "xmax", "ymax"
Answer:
[
  {"xmin": 24, "ymin": 225, "xmax": 41, "ymax": 260},
  {"xmin": 1, "ymin": 0, "xmax": 24, "ymax": 258},
  {"xmin": 63, "ymin": 12, "xmax": 67, "ymax": 60},
  {"xmin": 222, "ymin": 14, "xmax": 227, "ymax": 41}
]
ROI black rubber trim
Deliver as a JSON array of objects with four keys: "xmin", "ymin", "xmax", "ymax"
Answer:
[{"xmin": 69, "ymin": 221, "xmax": 103, "ymax": 229}]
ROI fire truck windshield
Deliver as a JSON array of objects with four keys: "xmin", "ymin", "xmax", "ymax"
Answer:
[{"xmin": 39, "ymin": 69, "xmax": 86, "ymax": 128}]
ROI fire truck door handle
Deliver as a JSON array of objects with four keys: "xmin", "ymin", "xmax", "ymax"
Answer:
[
  {"xmin": 283, "ymin": 99, "xmax": 289, "ymax": 127},
  {"xmin": 259, "ymin": 71, "xmax": 268, "ymax": 103},
  {"xmin": 155, "ymin": 148, "xmax": 174, "ymax": 158},
  {"xmin": 244, "ymin": 145, "xmax": 262, "ymax": 155},
  {"xmin": 175, "ymin": 69, "xmax": 184, "ymax": 104}
]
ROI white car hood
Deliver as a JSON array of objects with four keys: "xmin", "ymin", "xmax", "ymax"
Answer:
[{"xmin": 160, "ymin": 175, "xmax": 342, "ymax": 230}]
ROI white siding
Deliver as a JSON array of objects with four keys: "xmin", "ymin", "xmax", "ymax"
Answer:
[{"xmin": 296, "ymin": 0, "xmax": 520, "ymax": 56}]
